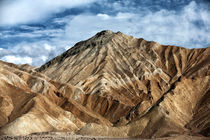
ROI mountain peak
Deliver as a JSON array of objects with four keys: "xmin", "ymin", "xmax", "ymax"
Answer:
[
  {"xmin": 36, "ymin": 30, "xmax": 209, "ymax": 138},
  {"xmin": 95, "ymin": 30, "xmax": 115, "ymax": 37},
  {"xmin": 0, "ymin": 30, "xmax": 209, "ymax": 138},
  {"xmin": 37, "ymin": 30, "xmax": 125, "ymax": 71}
]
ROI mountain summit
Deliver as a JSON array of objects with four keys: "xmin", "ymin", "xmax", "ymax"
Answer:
[{"xmin": 0, "ymin": 31, "xmax": 209, "ymax": 139}]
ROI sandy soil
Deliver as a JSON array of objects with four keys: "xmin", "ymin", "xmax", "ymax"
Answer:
[{"xmin": 0, "ymin": 132, "xmax": 209, "ymax": 140}]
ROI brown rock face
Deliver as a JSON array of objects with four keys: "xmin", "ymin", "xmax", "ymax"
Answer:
[
  {"xmin": 0, "ymin": 61, "xmax": 85, "ymax": 136},
  {"xmin": 0, "ymin": 30, "xmax": 209, "ymax": 138}
]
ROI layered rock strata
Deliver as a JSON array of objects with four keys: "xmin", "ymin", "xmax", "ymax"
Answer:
[{"xmin": 0, "ymin": 30, "xmax": 209, "ymax": 138}]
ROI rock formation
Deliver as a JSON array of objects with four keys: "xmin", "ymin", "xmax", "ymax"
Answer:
[
  {"xmin": 0, "ymin": 30, "xmax": 209, "ymax": 139},
  {"xmin": 0, "ymin": 61, "xmax": 85, "ymax": 136}
]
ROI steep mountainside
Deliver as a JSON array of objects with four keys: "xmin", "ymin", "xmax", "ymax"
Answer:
[{"xmin": 0, "ymin": 30, "xmax": 209, "ymax": 138}]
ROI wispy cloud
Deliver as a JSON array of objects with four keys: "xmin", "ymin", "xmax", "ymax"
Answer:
[
  {"xmin": 0, "ymin": 0, "xmax": 96, "ymax": 26},
  {"xmin": 0, "ymin": 42, "xmax": 66, "ymax": 65},
  {"xmin": 2, "ymin": 55, "xmax": 33, "ymax": 65},
  {"xmin": 63, "ymin": 1, "xmax": 210, "ymax": 48}
]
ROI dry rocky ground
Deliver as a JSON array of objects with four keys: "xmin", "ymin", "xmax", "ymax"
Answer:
[{"xmin": 0, "ymin": 30, "xmax": 209, "ymax": 139}]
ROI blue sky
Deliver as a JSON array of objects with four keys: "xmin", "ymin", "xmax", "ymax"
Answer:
[{"xmin": 0, "ymin": 0, "xmax": 209, "ymax": 65}]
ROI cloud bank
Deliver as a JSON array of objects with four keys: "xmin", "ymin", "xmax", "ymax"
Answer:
[
  {"xmin": 0, "ymin": 0, "xmax": 209, "ymax": 65},
  {"xmin": 0, "ymin": 0, "xmax": 95, "ymax": 26},
  {"xmin": 0, "ymin": 42, "xmax": 66, "ymax": 65}
]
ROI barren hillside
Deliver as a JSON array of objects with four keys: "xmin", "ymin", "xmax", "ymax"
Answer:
[{"xmin": 0, "ymin": 30, "xmax": 209, "ymax": 139}]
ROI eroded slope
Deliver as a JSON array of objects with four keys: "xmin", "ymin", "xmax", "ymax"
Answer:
[
  {"xmin": 0, "ymin": 61, "xmax": 85, "ymax": 136},
  {"xmin": 37, "ymin": 30, "xmax": 210, "ymax": 137},
  {"xmin": 0, "ymin": 30, "xmax": 209, "ymax": 138}
]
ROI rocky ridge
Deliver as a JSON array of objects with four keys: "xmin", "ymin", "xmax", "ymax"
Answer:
[{"xmin": 0, "ymin": 30, "xmax": 209, "ymax": 138}]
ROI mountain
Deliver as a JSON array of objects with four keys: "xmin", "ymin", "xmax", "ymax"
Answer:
[
  {"xmin": 0, "ymin": 30, "xmax": 209, "ymax": 139},
  {"xmin": 0, "ymin": 60, "xmax": 85, "ymax": 136}
]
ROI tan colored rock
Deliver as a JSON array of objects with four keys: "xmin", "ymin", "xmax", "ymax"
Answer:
[
  {"xmin": 0, "ymin": 30, "xmax": 209, "ymax": 138},
  {"xmin": 0, "ymin": 61, "xmax": 85, "ymax": 136},
  {"xmin": 38, "ymin": 31, "xmax": 209, "ymax": 135}
]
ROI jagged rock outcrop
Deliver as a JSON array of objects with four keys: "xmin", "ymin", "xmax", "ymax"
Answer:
[{"xmin": 0, "ymin": 30, "xmax": 209, "ymax": 139}]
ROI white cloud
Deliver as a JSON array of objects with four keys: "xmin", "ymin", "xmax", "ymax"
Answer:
[
  {"xmin": 44, "ymin": 44, "xmax": 52, "ymax": 51},
  {"xmin": 63, "ymin": 1, "xmax": 210, "ymax": 48},
  {"xmin": 1, "ymin": 28, "xmax": 64, "ymax": 40},
  {"xmin": 97, "ymin": 14, "xmax": 110, "ymax": 20},
  {"xmin": 0, "ymin": 0, "xmax": 209, "ymax": 66},
  {"xmin": 0, "ymin": 0, "xmax": 96, "ymax": 26},
  {"xmin": 62, "ymin": 13, "xmax": 136, "ymax": 45},
  {"xmin": 40, "ymin": 56, "xmax": 47, "ymax": 62},
  {"xmin": 0, "ymin": 42, "xmax": 66, "ymax": 65},
  {"xmin": 2, "ymin": 55, "xmax": 32, "ymax": 64},
  {"xmin": 115, "ymin": 13, "xmax": 134, "ymax": 19}
]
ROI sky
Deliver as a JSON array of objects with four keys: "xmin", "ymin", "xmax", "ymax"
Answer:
[{"xmin": 0, "ymin": 0, "xmax": 209, "ymax": 66}]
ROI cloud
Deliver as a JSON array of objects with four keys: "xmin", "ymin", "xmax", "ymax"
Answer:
[
  {"xmin": 97, "ymin": 14, "xmax": 110, "ymax": 20},
  {"xmin": 63, "ymin": 1, "xmax": 210, "ymax": 48},
  {"xmin": 0, "ymin": 42, "xmax": 66, "ymax": 65},
  {"xmin": 0, "ymin": 0, "xmax": 96, "ymax": 26},
  {"xmin": 0, "ymin": 0, "xmax": 209, "ymax": 66},
  {"xmin": 2, "ymin": 55, "xmax": 32, "ymax": 65},
  {"xmin": 1, "ymin": 28, "xmax": 64, "ymax": 38}
]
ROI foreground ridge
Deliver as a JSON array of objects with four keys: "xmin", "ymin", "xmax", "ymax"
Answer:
[{"xmin": 0, "ymin": 30, "xmax": 209, "ymax": 139}]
